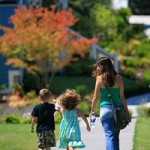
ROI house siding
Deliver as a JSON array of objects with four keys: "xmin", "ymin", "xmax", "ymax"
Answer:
[{"xmin": 0, "ymin": 3, "xmax": 18, "ymax": 89}]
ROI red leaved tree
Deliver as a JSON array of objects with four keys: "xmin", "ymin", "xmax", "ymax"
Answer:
[{"xmin": 0, "ymin": 5, "xmax": 97, "ymax": 89}]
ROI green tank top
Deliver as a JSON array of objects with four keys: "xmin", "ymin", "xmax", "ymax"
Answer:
[{"xmin": 100, "ymin": 88, "xmax": 122, "ymax": 107}]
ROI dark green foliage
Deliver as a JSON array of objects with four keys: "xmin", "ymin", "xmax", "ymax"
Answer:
[
  {"xmin": 143, "ymin": 70, "xmax": 150, "ymax": 81},
  {"xmin": 0, "ymin": 84, "xmax": 6, "ymax": 91},
  {"xmin": 77, "ymin": 101, "xmax": 91, "ymax": 116},
  {"xmin": 75, "ymin": 85, "xmax": 89, "ymax": 98},
  {"xmin": 42, "ymin": 0, "xmax": 55, "ymax": 8},
  {"xmin": 64, "ymin": 54, "xmax": 95, "ymax": 76},
  {"xmin": 69, "ymin": 0, "xmax": 111, "ymax": 15},
  {"xmin": 137, "ymin": 106, "xmax": 150, "ymax": 117},
  {"xmin": 5, "ymin": 115, "xmax": 20, "ymax": 124},
  {"xmin": 50, "ymin": 76, "xmax": 95, "ymax": 94},
  {"xmin": 54, "ymin": 112, "xmax": 61, "ymax": 124},
  {"xmin": 12, "ymin": 83, "xmax": 24, "ymax": 96},
  {"xmin": 124, "ymin": 58, "xmax": 139, "ymax": 67},
  {"xmin": 0, "ymin": 115, "xmax": 32, "ymax": 124},
  {"xmin": 77, "ymin": 101, "xmax": 99, "ymax": 116},
  {"xmin": 25, "ymin": 90, "xmax": 36, "ymax": 100},
  {"xmin": 23, "ymin": 71, "xmax": 37, "ymax": 92},
  {"xmin": 129, "ymin": 0, "xmax": 150, "ymax": 15},
  {"xmin": 133, "ymin": 43, "xmax": 150, "ymax": 57},
  {"xmin": 73, "ymin": 16, "xmax": 95, "ymax": 38},
  {"xmin": 21, "ymin": 118, "xmax": 32, "ymax": 124},
  {"xmin": 124, "ymin": 67, "xmax": 136, "ymax": 78}
]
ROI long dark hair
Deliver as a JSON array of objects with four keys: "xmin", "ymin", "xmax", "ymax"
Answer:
[{"xmin": 92, "ymin": 57, "xmax": 117, "ymax": 87}]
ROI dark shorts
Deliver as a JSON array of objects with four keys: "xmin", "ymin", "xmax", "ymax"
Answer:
[{"xmin": 37, "ymin": 130, "xmax": 56, "ymax": 148}]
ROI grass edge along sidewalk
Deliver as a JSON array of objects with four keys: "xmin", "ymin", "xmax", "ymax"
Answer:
[
  {"xmin": 133, "ymin": 117, "xmax": 150, "ymax": 150},
  {"xmin": 0, "ymin": 118, "xmax": 150, "ymax": 150}
]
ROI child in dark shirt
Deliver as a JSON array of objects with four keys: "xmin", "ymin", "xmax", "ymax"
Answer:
[{"xmin": 31, "ymin": 89, "xmax": 56, "ymax": 150}]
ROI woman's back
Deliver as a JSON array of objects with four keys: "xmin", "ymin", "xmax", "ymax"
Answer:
[
  {"xmin": 98, "ymin": 75, "xmax": 122, "ymax": 106},
  {"xmin": 100, "ymin": 88, "xmax": 122, "ymax": 106}
]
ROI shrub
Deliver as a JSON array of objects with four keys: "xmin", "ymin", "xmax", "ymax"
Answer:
[
  {"xmin": 0, "ymin": 115, "xmax": 32, "ymax": 124},
  {"xmin": 124, "ymin": 67, "xmax": 136, "ymax": 78},
  {"xmin": 25, "ymin": 90, "xmax": 36, "ymax": 100},
  {"xmin": 21, "ymin": 118, "xmax": 32, "ymax": 124},
  {"xmin": 55, "ymin": 112, "xmax": 61, "ymax": 124},
  {"xmin": 5, "ymin": 115, "xmax": 20, "ymax": 124},
  {"xmin": 137, "ymin": 106, "xmax": 150, "ymax": 118},
  {"xmin": 0, "ymin": 84, "xmax": 6, "ymax": 91},
  {"xmin": 75, "ymin": 85, "xmax": 89, "ymax": 98},
  {"xmin": 12, "ymin": 83, "xmax": 24, "ymax": 96},
  {"xmin": 77, "ymin": 101, "xmax": 91, "ymax": 116}
]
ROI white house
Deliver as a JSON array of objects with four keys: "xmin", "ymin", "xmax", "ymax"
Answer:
[
  {"xmin": 129, "ymin": 15, "xmax": 150, "ymax": 39},
  {"xmin": 112, "ymin": 0, "xmax": 128, "ymax": 10}
]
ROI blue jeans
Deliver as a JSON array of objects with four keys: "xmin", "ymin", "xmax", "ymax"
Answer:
[{"xmin": 100, "ymin": 104, "xmax": 123, "ymax": 150}]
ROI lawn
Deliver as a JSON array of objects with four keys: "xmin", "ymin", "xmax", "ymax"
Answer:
[
  {"xmin": 133, "ymin": 118, "xmax": 150, "ymax": 150},
  {"xmin": 0, "ymin": 118, "xmax": 150, "ymax": 150},
  {"xmin": 0, "ymin": 124, "xmax": 60, "ymax": 150}
]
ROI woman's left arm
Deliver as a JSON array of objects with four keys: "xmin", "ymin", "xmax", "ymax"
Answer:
[{"xmin": 91, "ymin": 76, "xmax": 101, "ymax": 113}]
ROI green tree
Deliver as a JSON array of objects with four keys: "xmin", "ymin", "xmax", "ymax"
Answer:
[{"xmin": 90, "ymin": 5, "xmax": 118, "ymax": 40}]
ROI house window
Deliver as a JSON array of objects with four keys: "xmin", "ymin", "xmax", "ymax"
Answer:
[
  {"xmin": 8, "ymin": 70, "xmax": 21, "ymax": 90},
  {"xmin": 13, "ymin": 75, "xmax": 20, "ymax": 84}
]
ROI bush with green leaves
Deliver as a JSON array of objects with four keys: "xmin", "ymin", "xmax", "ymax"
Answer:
[
  {"xmin": 137, "ymin": 106, "xmax": 150, "ymax": 118},
  {"xmin": 0, "ymin": 114, "xmax": 32, "ymax": 124},
  {"xmin": 25, "ymin": 90, "xmax": 36, "ymax": 100},
  {"xmin": 77, "ymin": 101, "xmax": 90, "ymax": 116},
  {"xmin": 12, "ymin": 83, "xmax": 24, "ymax": 96},
  {"xmin": 5, "ymin": 115, "xmax": 20, "ymax": 124},
  {"xmin": 75, "ymin": 85, "xmax": 89, "ymax": 98},
  {"xmin": 0, "ymin": 84, "xmax": 6, "ymax": 91},
  {"xmin": 54, "ymin": 112, "xmax": 61, "ymax": 124}
]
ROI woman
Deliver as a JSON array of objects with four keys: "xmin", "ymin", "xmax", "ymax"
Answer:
[{"xmin": 90, "ymin": 57, "xmax": 131, "ymax": 150}]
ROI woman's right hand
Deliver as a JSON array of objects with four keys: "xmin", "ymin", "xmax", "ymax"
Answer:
[{"xmin": 87, "ymin": 124, "xmax": 91, "ymax": 132}]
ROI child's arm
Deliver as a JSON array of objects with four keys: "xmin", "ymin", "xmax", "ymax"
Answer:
[
  {"xmin": 75, "ymin": 108, "xmax": 90, "ymax": 132},
  {"xmin": 53, "ymin": 99, "xmax": 63, "ymax": 117},
  {"xmin": 30, "ymin": 116, "xmax": 37, "ymax": 132}
]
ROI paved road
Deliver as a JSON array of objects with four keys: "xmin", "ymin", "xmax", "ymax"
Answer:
[{"xmin": 52, "ymin": 117, "xmax": 136, "ymax": 150}]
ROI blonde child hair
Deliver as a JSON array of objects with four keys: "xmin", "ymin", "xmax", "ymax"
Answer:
[
  {"xmin": 56, "ymin": 89, "xmax": 80, "ymax": 110},
  {"xmin": 39, "ymin": 89, "xmax": 51, "ymax": 101}
]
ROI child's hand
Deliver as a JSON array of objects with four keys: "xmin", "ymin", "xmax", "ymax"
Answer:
[
  {"xmin": 87, "ymin": 125, "xmax": 91, "ymax": 132},
  {"xmin": 53, "ymin": 99, "xmax": 57, "ymax": 103}
]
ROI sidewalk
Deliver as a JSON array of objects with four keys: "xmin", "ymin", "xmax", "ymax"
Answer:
[{"xmin": 53, "ymin": 117, "xmax": 136, "ymax": 150}]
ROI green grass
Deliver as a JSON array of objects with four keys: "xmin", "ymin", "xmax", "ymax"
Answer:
[
  {"xmin": 0, "ymin": 124, "xmax": 60, "ymax": 150},
  {"xmin": 0, "ymin": 118, "xmax": 150, "ymax": 150},
  {"xmin": 133, "ymin": 118, "xmax": 150, "ymax": 150}
]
